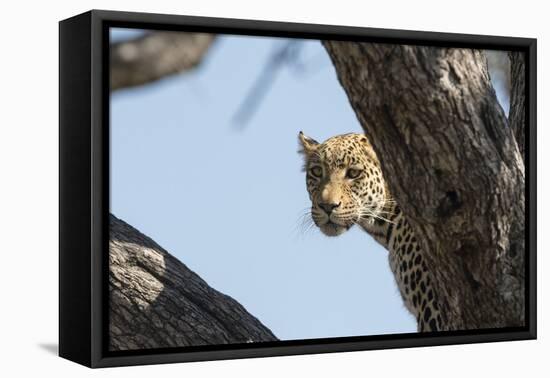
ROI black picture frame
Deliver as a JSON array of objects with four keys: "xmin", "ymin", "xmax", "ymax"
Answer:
[{"xmin": 59, "ymin": 9, "xmax": 537, "ymax": 368}]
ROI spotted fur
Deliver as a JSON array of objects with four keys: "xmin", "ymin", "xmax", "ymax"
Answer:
[{"xmin": 298, "ymin": 132, "xmax": 443, "ymax": 332}]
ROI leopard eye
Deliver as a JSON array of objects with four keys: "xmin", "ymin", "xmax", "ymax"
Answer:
[
  {"xmin": 346, "ymin": 168, "xmax": 361, "ymax": 179},
  {"xmin": 309, "ymin": 165, "xmax": 323, "ymax": 178}
]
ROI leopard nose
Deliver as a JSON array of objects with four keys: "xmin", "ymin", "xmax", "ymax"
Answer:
[{"xmin": 319, "ymin": 202, "xmax": 341, "ymax": 215}]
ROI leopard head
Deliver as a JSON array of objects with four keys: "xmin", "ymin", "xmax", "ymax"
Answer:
[{"xmin": 298, "ymin": 132, "xmax": 389, "ymax": 237}]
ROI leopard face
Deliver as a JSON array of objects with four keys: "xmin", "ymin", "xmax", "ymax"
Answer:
[{"xmin": 298, "ymin": 132, "xmax": 389, "ymax": 237}]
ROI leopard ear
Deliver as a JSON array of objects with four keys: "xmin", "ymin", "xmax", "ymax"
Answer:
[
  {"xmin": 358, "ymin": 134, "xmax": 379, "ymax": 163},
  {"xmin": 298, "ymin": 131, "xmax": 319, "ymax": 155}
]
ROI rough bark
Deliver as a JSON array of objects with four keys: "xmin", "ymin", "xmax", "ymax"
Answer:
[
  {"xmin": 110, "ymin": 32, "xmax": 215, "ymax": 91},
  {"xmin": 109, "ymin": 214, "xmax": 277, "ymax": 351},
  {"xmin": 323, "ymin": 42, "xmax": 525, "ymax": 330},
  {"xmin": 509, "ymin": 51, "xmax": 526, "ymax": 157}
]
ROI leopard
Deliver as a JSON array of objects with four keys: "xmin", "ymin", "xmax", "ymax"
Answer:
[{"xmin": 298, "ymin": 131, "xmax": 444, "ymax": 332}]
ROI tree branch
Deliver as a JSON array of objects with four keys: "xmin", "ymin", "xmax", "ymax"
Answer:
[
  {"xmin": 109, "ymin": 214, "xmax": 277, "ymax": 350},
  {"xmin": 323, "ymin": 42, "xmax": 525, "ymax": 330},
  {"xmin": 508, "ymin": 51, "xmax": 526, "ymax": 157},
  {"xmin": 232, "ymin": 41, "xmax": 302, "ymax": 127},
  {"xmin": 110, "ymin": 32, "xmax": 216, "ymax": 91}
]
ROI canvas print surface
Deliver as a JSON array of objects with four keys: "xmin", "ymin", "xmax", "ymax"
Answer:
[{"xmin": 108, "ymin": 28, "xmax": 526, "ymax": 351}]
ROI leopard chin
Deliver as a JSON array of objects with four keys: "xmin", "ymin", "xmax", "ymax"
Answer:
[{"xmin": 319, "ymin": 221, "xmax": 351, "ymax": 237}]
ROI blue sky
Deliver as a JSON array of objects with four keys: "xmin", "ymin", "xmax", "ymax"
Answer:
[{"xmin": 110, "ymin": 29, "xmax": 509, "ymax": 341}]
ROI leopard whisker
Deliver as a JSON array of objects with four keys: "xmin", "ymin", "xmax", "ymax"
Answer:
[
  {"xmin": 294, "ymin": 207, "xmax": 317, "ymax": 237},
  {"xmin": 359, "ymin": 209, "xmax": 397, "ymax": 224}
]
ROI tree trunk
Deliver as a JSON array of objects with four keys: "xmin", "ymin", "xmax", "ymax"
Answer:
[
  {"xmin": 110, "ymin": 32, "xmax": 215, "ymax": 91},
  {"xmin": 323, "ymin": 42, "xmax": 525, "ymax": 330},
  {"xmin": 509, "ymin": 51, "xmax": 526, "ymax": 157},
  {"xmin": 109, "ymin": 214, "xmax": 277, "ymax": 351}
]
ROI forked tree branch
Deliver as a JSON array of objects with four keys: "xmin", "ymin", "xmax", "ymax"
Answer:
[{"xmin": 108, "ymin": 32, "xmax": 527, "ymax": 339}]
